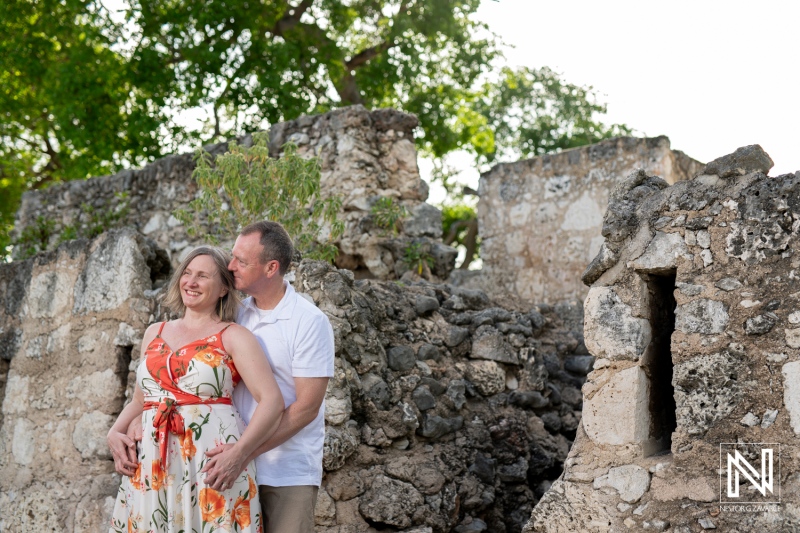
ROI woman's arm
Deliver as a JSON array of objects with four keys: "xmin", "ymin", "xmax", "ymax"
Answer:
[
  {"xmin": 201, "ymin": 324, "xmax": 284, "ymax": 490},
  {"xmin": 107, "ymin": 384, "xmax": 145, "ymax": 476},
  {"xmin": 107, "ymin": 322, "xmax": 159, "ymax": 476}
]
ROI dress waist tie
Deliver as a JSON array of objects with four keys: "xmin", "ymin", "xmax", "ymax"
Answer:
[{"xmin": 143, "ymin": 397, "xmax": 232, "ymax": 468}]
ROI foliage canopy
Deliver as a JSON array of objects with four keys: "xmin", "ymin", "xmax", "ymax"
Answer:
[{"xmin": 1, "ymin": 0, "xmax": 630, "ymax": 253}]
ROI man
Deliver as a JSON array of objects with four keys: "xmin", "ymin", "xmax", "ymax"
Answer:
[
  {"xmin": 205, "ymin": 220, "xmax": 335, "ymax": 532},
  {"xmin": 117, "ymin": 221, "xmax": 334, "ymax": 533}
]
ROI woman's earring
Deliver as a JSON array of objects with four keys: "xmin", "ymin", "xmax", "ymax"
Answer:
[{"xmin": 218, "ymin": 297, "xmax": 223, "ymax": 318}]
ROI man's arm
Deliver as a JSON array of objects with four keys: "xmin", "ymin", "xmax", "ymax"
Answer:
[
  {"xmin": 250, "ymin": 376, "xmax": 328, "ymax": 458},
  {"xmin": 205, "ymin": 376, "xmax": 328, "ymax": 466},
  {"xmin": 206, "ymin": 309, "xmax": 334, "ymax": 471}
]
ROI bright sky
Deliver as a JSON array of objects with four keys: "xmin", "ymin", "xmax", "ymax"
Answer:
[
  {"xmin": 482, "ymin": 0, "xmax": 799, "ymax": 171},
  {"xmin": 426, "ymin": 0, "xmax": 800, "ymax": 203}
]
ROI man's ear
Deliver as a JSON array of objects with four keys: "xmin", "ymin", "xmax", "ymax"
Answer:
[{"xmin": 267, "ymin": 259, "xmax": 281, "ymax": 278}]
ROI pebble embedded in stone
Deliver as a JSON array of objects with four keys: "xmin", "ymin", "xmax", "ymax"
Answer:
[
  {"xmin": 698, "ymin": 517, "xmax": 716, "ymax": 530},
  {"xmin": 412, "ymin": 386, "xmax": 436, "ymax": 411},
  {"xmin": 676, "ymin": 299, "xmax": 729, "ymax": 335},
  {"xmin": 417, "ymin": 343, "xmax": 440, "ymax": 361},
  {"xmin": 387, "ymin": 345, "xmax": 416, "ymax": 371},
  {"xmin": 593, "ymin": 465, "xmax": 651, "ymax": 504},
  {"xmin": 715, "ymin": 278, "xmax": 743, "ymax": 291},
  {"xmin": 761, "ymin": 409, "xmax": 778, "ymax": 428},
  {"xmin": 740, "ymin": 412, "xmax": 760, "ymax": 427},
  {"xmin": 676, "ymin": 282, "xmax": 704, "ymax": 296},
  {"xmin": 414, "ymin": 295, "xmax": 440, "ymax": 316},
  {"xmin": 564, "ymin": 355, "xmax": 595, "ymax": 375},
  {"xmin": 508, "ymin": 390, "xmax": 549, "ymax": 409},
  {"xmin": 744, "ymin": 313, "xmax": 778, "ymax": 335},
  {"xmin": 418, "ymin": 414, "xmax": 463, "ymax": 439}
]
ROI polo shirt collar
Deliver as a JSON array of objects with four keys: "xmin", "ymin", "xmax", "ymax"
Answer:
[{"xmin": 242, "ymin": 280, "xmax": 296, "ymax": 324}]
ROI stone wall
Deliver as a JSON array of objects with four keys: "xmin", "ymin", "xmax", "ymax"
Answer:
[
  {"xmin": 526, "ymin": 146, "xmax": 800, "ymax": 532},
  {"xmin": 476, "ymin": 136, "xmax": 702, "ymax": 305},
  {"xmin": 299, "ymin": 262, "xmax": 590, "ymax": 533},
  {"xmin": 0, "ymin": 230, "xmax": 169, "ymax": 531},
  {"xmin": 0, "ymin": 228, "xmax": 591, "ymax": 532},
  {"xmin": 14, "ymin": 106, "xmax": 455, "ymax": 280}
]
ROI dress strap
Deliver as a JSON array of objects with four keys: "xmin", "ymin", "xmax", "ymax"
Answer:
[
  {"xmin": 157, "ymin": 321, "xmax": 166, "ymax": 336},
  {"xmin": 217, "ymin": 323, "xmax": 233, "ymax": 352}
]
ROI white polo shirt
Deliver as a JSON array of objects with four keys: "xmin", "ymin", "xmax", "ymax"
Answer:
[{"xmin": 233, "ymin": 281, "xmax": 335, "ymax": 487}]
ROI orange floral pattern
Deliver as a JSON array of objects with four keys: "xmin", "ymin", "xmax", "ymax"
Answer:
[
  {"xmin": 248, "ymin": 476, "xmax": 257, "ymax": 500},
  {"xmin": 130, "ymin": 463, "xmax": 143, "ymax": 491},
  {"xmin": 233, "ymin": 495, "xmax": 251, "ymax": 529},
  {"xmin": 193, "ymin": 347, "xmax": 225, "ymax": 368},
  {"xmin": 150, "ymin": 459, "xmax": 165, "ymax": 491},
  {"xmin": 180, "ymin": 428, "xmax": 196, "ymax": 462},
  {"xmin": 109, "ymin": 323, "xmax": 261, "ymax": 533},
  {"xmin": 199, "ymin": 488, "xmax": 227, "ymax": 523}
]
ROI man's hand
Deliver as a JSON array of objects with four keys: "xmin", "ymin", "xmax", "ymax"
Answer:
[
  {"xmin": 107, "ymin": 429, "xmax": 138, "ymax": 477},
  {"xmin": 201, "ymin": 444, "xmax": 247, "ymax": 491}
]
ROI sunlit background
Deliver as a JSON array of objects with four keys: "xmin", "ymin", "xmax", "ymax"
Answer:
[{"xmin": 423, "ymin": 0, "xmax": 800, "ymax": 203}]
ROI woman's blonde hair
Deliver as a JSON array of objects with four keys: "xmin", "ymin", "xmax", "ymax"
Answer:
[{"xmin": 162, "ymin": 246, "xmax": 240, "ymax": 322}]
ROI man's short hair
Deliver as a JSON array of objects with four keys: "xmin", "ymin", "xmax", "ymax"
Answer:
[{"xmin": 240, "ymin": 221, "xmax": 294, "ymax": 275}]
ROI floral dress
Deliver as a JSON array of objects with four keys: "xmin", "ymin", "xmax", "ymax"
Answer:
[{"xmin": 110, "ymin": 323, "xmax": 262, "ymax": 533}]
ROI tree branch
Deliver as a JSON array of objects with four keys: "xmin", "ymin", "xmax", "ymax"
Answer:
[
  {"xmin": 267, "ymin": 0, "xmax": 411, "ymax": 105},
  {"xmin": 459, "ymin": 219, "xmax": 478, "ymax": 270},
  {"xmin": 213, "ymin": 104, "xmax": 221, "ymax": 139},
  {"xmin": 345, "ymin": 0, "xmax": 410, "ymax": 70},
  {"xmin": 345, "ymin": 40, "xmax": 393, "ymax": 70},
  {"xmin": 272, "ymin": 0, "xmax": 314, "ymax": 36},
  {"xmin": 42, "ymin": 135, "xmax": 63, "ymax": 174},
  {"xmin": 443, "ymin": 219, "xmax": 470, "ymax": 246}
]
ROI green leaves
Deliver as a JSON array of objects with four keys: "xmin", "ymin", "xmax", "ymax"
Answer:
[
  {"xmin": 0, "ymin": 0, "xmax": 166, "ymax": 255},
  {"xmin": 402, "ymin": 241, "xmax": 434, "ymax": 277},
  {"xmin": 475, "ymin": 66, "xmax": 632, "ymax": 163},
  {"xmin": 370, "ymin": 197, "xmax": 408, "ymax": 236},
  {"xmin": 1, "ymin": 0, "xmax": 631, "ymax": 262},
  {"xmin": 176, "ymin": 133, "xmax": 344, "ymax": 262}
]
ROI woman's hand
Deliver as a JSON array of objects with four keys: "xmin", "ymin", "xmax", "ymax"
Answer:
[
  {"xmin": 201, "ymin": 444, "xmax": 246, "ymax": 491},
  {"xmin": 127, "ymin": 416, "xmax": 143, "ymax": 445},
  {"xmin": 107, "ymin": 429, "xmax": 138, "ymax": 477}
]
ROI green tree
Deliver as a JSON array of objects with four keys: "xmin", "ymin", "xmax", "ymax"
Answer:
[
  {"xmin": 1, "ymin": 0, "xmax": 629, "ymax": 256},
  {"xmin": 442, "ymin": 201, "xmax": 478, "ymax": 269},
  {"xmin": 0, "ymin": 0, "xmax": 166, "ymax": 254},
  {"xmin": 175, "ymin": 133, "xmax": 344, "ymax": 261}
]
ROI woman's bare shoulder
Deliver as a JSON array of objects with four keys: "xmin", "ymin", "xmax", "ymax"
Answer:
[
  {"xmin": 222, "ymin": 322, "xmax": 255, "ymax": 340},
  {"xmin": 140, "ymin": 322, "xmax": 165, "ymax": 357}
]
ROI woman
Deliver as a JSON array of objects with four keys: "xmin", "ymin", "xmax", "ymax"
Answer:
[{"xmin": 107, "ymin": 246, "xmax": 283, "ymax": 533}]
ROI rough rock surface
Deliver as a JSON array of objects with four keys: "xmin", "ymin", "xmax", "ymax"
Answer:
[
  {"xmin": 0, "ymin": 229, "xmax": 163, "ymax": 532},
  {"xmin": 14, "ymin": 106, "xmax": 456, "ymax": 281},
  {"xmin": 583, "ymin": 287, "xmax": 651, "ymax": 361},
  {"xmin": 299, "ymin": 261, "xmax": 588, "ymax": 533},
  {"xmin": 701, "ymin": 144, "xmax": 773, "ymax": 178},
  {"xmin": 473, "ymin": 136, "xmax": 702, "ymax": 305},
  {"xmin": 526, "ymin": 150, "xmax": 800, "ymax": 532},
  {"xmin": 0, "ymin": 232, "xmax": 591, "ymax": 532}
]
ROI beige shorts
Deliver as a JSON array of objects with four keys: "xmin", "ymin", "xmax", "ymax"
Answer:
[{"xmin": 258, "ymin": 484, "xmax": 319, "ymax": 533}]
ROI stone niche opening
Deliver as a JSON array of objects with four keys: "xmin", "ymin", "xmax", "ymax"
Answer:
[{"xmin": 640, "ymin": 272, "xmax": 677, "ymax": 456}]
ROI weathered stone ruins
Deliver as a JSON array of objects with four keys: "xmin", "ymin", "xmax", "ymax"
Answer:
[
  {"xmin": 1, "ymin": 105, "xmax": 799, "ymax": 533},
  {"xmin": 475, "ymin": 136, "xmax": 702, "ymax": 304},
  {"xmin": 529, "ymin": 146, "xmax": 800, "ymax": 532}
]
